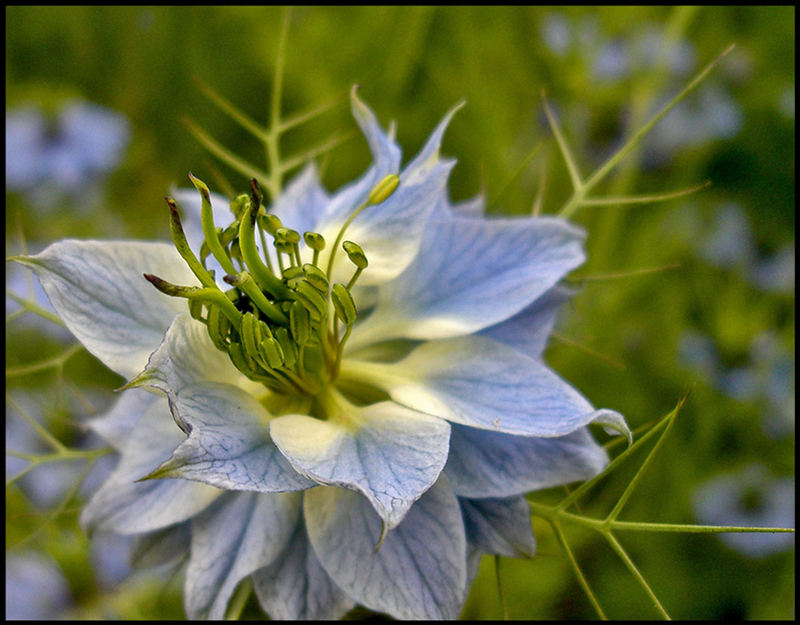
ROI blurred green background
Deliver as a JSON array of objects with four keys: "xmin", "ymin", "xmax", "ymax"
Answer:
[{"xmin": 6, "ymin": 6, "xmax": 794, "ymax": 620}]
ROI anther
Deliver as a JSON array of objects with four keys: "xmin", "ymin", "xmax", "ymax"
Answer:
[
  {"xmin": 367, "ymin": 173, "xmax": 400, "ymax": 206},
  {"xmin": 326, "ymin": 174, "xmax": 399, "ymax": 279},
  {"xmin": 331, "ymin": 283, "xmax": 358, "ymax": 326},
  {"xmin": 261, "ymin": 214, "xmax": 283, "ymax": 236},
  {"xmin": 230, "ymin": 193, "xmax": 249, "ymax": 220},
  {"xmin": 303, "ymin": 232, "xmax": 326, "ymax": 266},
  {"xmin": 342, "ymin": 241, "xmax": 368, "ymax": 289},
  {"xmin": 302, "ymin": 263, "xmax": 330, "ymax": 293},
  {"xmin": 289, "ymin": 301, "xmax": 311, "ymax": 346}
]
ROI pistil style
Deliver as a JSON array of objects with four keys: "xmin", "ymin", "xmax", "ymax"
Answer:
[{"xmin": 146, "ymin": 173, "xmax": 399, "ymax": 406}]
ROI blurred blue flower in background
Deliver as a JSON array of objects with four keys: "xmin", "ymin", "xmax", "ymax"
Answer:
[
  {"xmin": 679, "ymin": 330, "xmax": 794, "ymax": 438},
  {"xmin": 5, "ymin": 100, "xmax": 130, "ymax": 209},
  {"xmin": 693, "ymin": 463, "xmax": 795, "ymax": 557},
  {"xmin": 5, "ymin": 551, "xmax": 73, "ymax": 619}
]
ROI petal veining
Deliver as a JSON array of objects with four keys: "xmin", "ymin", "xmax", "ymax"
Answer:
[
  {"xmin": 185, "ymin": 491, "xmax": 301, "ymax": 619},
  {"xmin": 81, "ymin": 394, "xmax": 220, "ymax": 534},
  {"xmin": 270, "ymin": 401, "xmax": 451, "ymax": 529},
  {"xmin": 252, "ymin": 520, "xmax": 355, "ymax": 620},
  {"xmin": 344, "ymin": 335, "xmax": 630, "ymax": 438},
  {"xmin": 13, "ymin": 240, "xmax": 199, "ymax": 379},
  {"xmin": 445, "ymin": 424, "xmax": 608, "ymax": 498},
  {"xmin": 348, "ymin": 215, "xmax": 586, "ymax": 349},
  {"xmin": 127, "ymin": 312, "xmax": 262, "ymax": 399},
  {"xmin": 304, "ymin": 476, "xmax": 467, "ymax": 620},
  {"xmin": 460, "ymin": 495, "xmax": 536, "ymax": 558},
  {"xmin": 148, "ymin": 382, "xmax": 315, "ymax": 492}
]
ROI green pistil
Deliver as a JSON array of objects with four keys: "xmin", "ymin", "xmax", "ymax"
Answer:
[
  {"xmin": 147, "ymin": 175, "xmax": 389, "ymax": 405},
  {"xmin": 165, "ymin": 197, "xmax": 217, "ymax": 289},
  {"xmin": 189, "ymin": 173, "xmax": 237, "ymax": 276},
  {"xmin": 239, "ymin": 188, "xmax": 291, "ymax": 300},
  {"xmin": 223, "ymin": 271, "xmax": 288, "ymax": 326}
]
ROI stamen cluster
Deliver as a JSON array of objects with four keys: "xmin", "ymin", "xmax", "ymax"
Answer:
[{"xmin": 144, "ymin": 173, "xmax": 398, "ymax": 399}]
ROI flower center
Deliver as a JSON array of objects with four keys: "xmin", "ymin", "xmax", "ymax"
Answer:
[{"xmin": 144, "ymin": 173, "xmax": 398, "ymax": 402}]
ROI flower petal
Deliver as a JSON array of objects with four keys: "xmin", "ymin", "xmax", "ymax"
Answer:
[
  {"xmin": 304, "ymin": 476, "xmax": 467, "ymax": 620},
  {"xmin": 270, "ymin": 401, "xmax": 450, "ymax": 529},
  {"xmin": 127, "ymin": 312, "xmax": 262, "ymax": 398},
  {"xmin": 345, "ymin": 335, "xmax": 629, "ymax": 438},
  {"xmin": 147, "ymin": 382, "xmax": 315, "ymax": 492},
  {"xmin": 445, "ymin": 424, "xmax": 608, "ymax": 498},
  {"xmin": 185, "ymin": 491, "xmax": 301, "ymax": 619},
  {"xmin": 314, "ymin": 94, "xmax": 458, "ymax": 286},
  {"xmin": 459, "ymin": 495, "xmax": 535, "ymax": 558},
  {"xmin": 88, "ymin": 388, "xmax": 160, "ymax": 452},
  {"xmin": 130, "ymin": 522, "xmax": 191, "ymax": 569},
  {"xmin": 13, "ymin": 240, "xmax": 198, "ymax": 379},
  {"xmin": 310, "ymin": 87, "xmax": 401, "ymax": 232},
  {"xmin": 252, "ymin": 520, "xmax": 355, "ymax": 620},
  {"xmin": 401, "ymin": 100, "xmax": 462, "ymax": 184},
  {"xmin": 314, "ymin": 160, "xmax": 452, "ymax": 286},
  {"xmin": 479, "ymin": 285, "xmax": 575, "ymax": 360},
  {"xmin": 348, "ymin": 216, "xmax": 585, "ymax": 348},
  {"xmin": 81, "ymin": 394, "xmax": 220, "ymax": 534}
]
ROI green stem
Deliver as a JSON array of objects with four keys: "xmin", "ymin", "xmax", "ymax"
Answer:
[
  {"xmin": 5, "ymin": 289, "xmax": 65, "ymax": 326},
  {"xmin": 549, "ymin": 520, "xmax": 607, "ymax": 619},
  {"xmin": 6, "ymin": 343, "xmax": 83, "ymax": 377}
]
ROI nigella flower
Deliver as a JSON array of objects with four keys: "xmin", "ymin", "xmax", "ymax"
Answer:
[
  {"xmin": 5, "ymin": 100, "xmax": 129, "ymax": 209},
  {"xmin": 693, "ymin": 464, "xmax": 795, "ymax": 558},
  {"xmin": 14, "ymin": 89, "xmax": 629, "ymax": 620}
]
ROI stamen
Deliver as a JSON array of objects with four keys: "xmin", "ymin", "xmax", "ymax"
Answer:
[
  {"xmin": 342, "ymin": 240, "xmax": 368, "ymax": 289},
  {"xmin": 303, "ymin": 232, "xmax": 326, "ymax": 267},
  {"xmin": 302, "ymin": 263, "xmax": 330, "ymax": 293},
  {"xmin": 246, "ymin": 180, "xmax": 275, "ymax": 273},
  {"xmin": 331, "ymin": 283, "xmax": 358, "ymax": 376},
  {"xmin": 276, "ymin": 227, "xmax": 302, "ymax": 267},
  {"xmin": 326, "ymin": 173, "xmax": 399, "ymax": 279}
]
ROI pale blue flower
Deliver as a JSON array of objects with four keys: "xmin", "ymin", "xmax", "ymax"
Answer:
[
  {"xmin": 5, "ymin": 100, "xmax": 129, "ymax": 209},
  {"xmin": 14, "ymin": 90, "xmax": 628, "ymax": 619},
  {"xmin": 693, "ymin": 463, "xmax": 795, "ymax": 557},
  {"xmin": 5, "ymin": 551, "xmax": 72, "ymax": 619}
]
